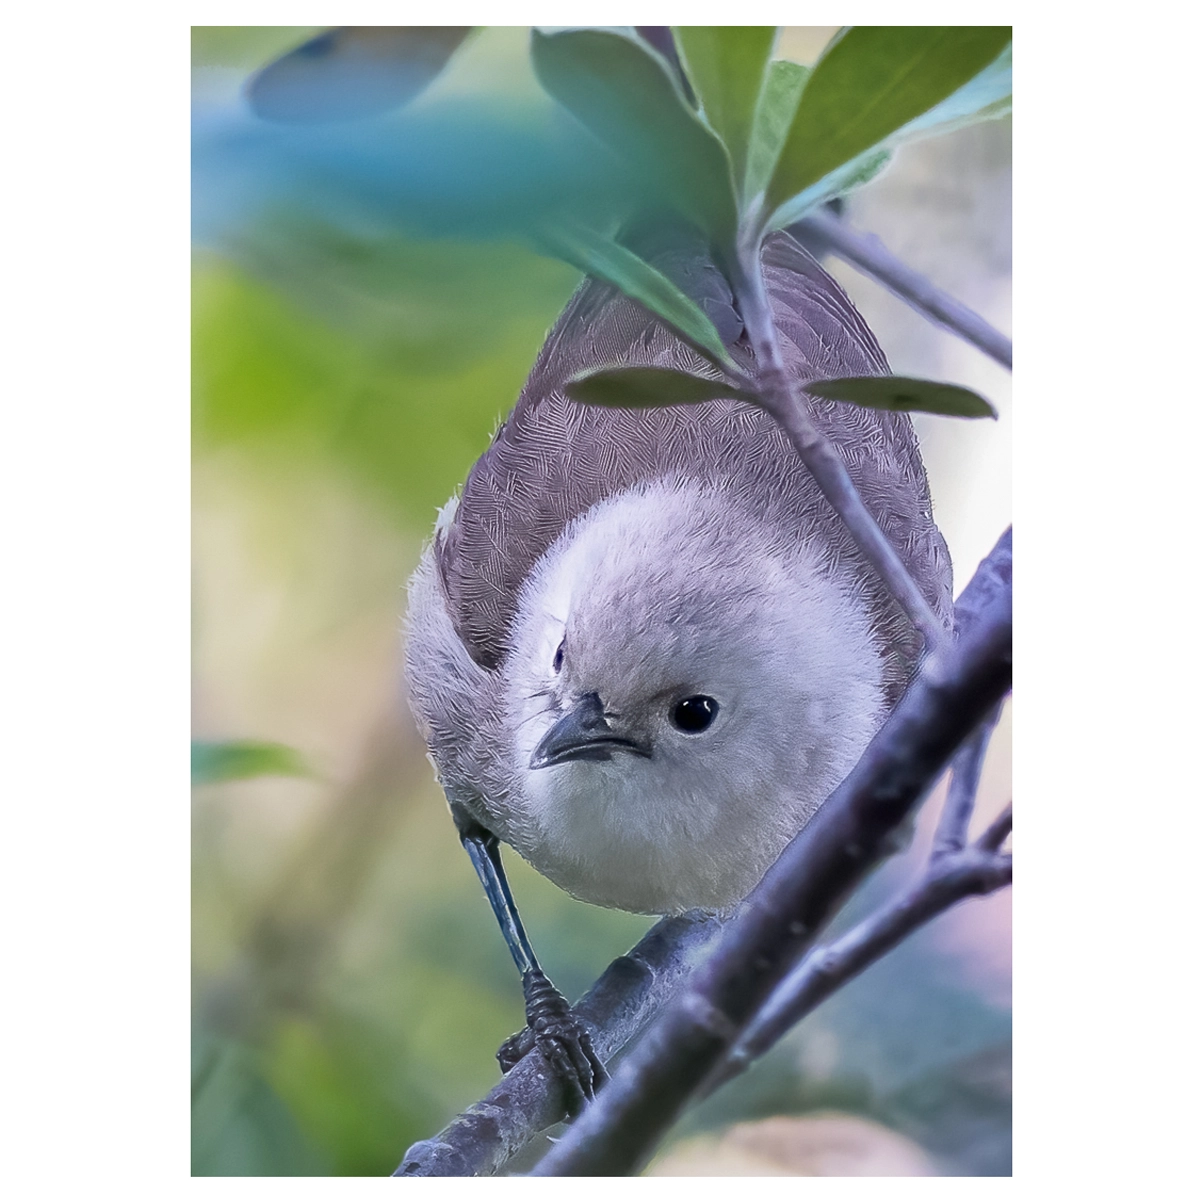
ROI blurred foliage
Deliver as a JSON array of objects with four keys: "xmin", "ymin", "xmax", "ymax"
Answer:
[
  {"xmin": 246, "ymin": 28, "xmax": 474, "ymax": 124},
  {"xmin": 530, "ymin": 29, "xmax": 739, "ymax": 245},
  {"xmin": 192, "ymin": 27, "xmax": 325, "ymax": 72},
  {"xmin": 192, "ymin": 25, "xmax": 1011, "ymax": 1177},
  {"xmin": 192, "ymin": 739, "xmax": 311, "ymax": 784},
  {"xmin": 192, "ymin": 243, "xmax": 578, "ymax": 527}
]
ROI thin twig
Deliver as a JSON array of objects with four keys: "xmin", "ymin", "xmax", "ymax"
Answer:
[
  {"xmin": 532, "ymin": 529, "xmax": 1012, "ymax": 1176},
  {"xmin": 731, "ymin": 247, "xmax": 949, "ymax": 651},
  {"xmin": 720, "ymin": 538, "xmax": 1015, "ymax": 1086},
  {"xmin": 932, "ymin": 701, "xmax": 1003, "ymax": 858},
  {"xmin": 978, "ymin": 801, "xmax": 1013, "ymax": 852},
  {"xmin": 791, "ymin": 209, "xmax": 1013, "ymax": 371},
  {"xmin": 713, "ymin": 821, "xmax": 1012, "ymax": 1088}
]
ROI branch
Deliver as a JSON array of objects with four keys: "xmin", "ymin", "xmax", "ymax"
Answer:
[
  {"xmin": 393, "ymin": 912, "xmax": 724, "ymax": 1176},
  {"xmin": 932, "ymin": 702, "xmax": 1002, "ymax": 859},
  {"xmin": 977, "ymin": 800, "xmax": 1013, "ymax": 853},
  {"xmin": 714, "ymin": 807, "xmax": 1012, "ymax": 1088},
  {"xmin": 714, "ymin": 664, "xmax": 1011, "ymax": 1085},
  {"xmin": 731, "ymin": 247, "xmax": 949, "ymax": 651},
  {"xmin": 532, "ymin": 527, "xmax": 1012, "ymax": 1176},
  {"xmin": 790, "ymin": 209, "xmax": 1013, "ymax": 371}
]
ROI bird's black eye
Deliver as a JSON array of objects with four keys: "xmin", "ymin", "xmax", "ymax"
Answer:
[
  {"xmin": 671, "ymin": 695, "xmax": 718, "ymax": 734},
  {"xmin": 552, "ymin": 639, "xmax": 565, "ymax": 673}
]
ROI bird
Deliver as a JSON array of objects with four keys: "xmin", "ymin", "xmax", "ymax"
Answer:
[{"xmin": 403, "ymin": 225, "xmax": 952, "ymax": 1109}]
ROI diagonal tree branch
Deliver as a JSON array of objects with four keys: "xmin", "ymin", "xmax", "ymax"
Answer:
[
  {"xmin": 716, "ymin": 665, "xmax": 1012, "ymax": 1086},
  {"xmin": 791, "ymin": 209, "xmax": 1013, "ymax": 371},
  {"xmin": 713, "ymin": 804, "xmax": 1012, "ymax": 1089},
  {"xmin": 712, "ymin": 649, "xmax": 1011, "ymax": 1090},
  {"xmin": 532, "ymin": 527, "xmax": 1012, "ymax": 1177}
]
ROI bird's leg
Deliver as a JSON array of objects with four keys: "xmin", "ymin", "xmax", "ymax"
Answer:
[{"xmin": 458, "ymin": 823, "xmax": 608, "ymax": 1114}]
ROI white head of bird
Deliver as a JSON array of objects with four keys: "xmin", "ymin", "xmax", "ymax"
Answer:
[{"xmin": 500, "ymin": 477, "xmax": 886, "ymax": 914}]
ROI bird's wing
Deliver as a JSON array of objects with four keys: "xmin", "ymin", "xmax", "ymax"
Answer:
[{"xmin": 434, "ymin": 230, "xmax": 951, "ymax": 696}]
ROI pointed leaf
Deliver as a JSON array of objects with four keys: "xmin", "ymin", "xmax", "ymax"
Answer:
[
  {"xmin": 540, "ymin": 225, "xmax": 737, "ymax": 371},
  {"xmin": 767, "ymin": 147, "xmax": 892, "ymax": 231},
  {"xmin": 191, "ymin": 740, "xmax": 312, "ymax": 785},
  {"xmin": 767, "ymin": 27, "xmax": 1011, "ymax": 211},
  {"xmin": 744, "ymin": 60, "xmax": 810, "ymax": 204},
  {"xmin": 531, "ymin": 28, "xmax": 738, "ymax": 247},
  {"xmin": 247, "ymin": 26, "xmax": 472, "ymax": 123},
  {"xmin": 892, "ymin": 43, "xmax": 1012, "ymax": 142},
  {"xmin": 804, "ymin": 376, "xmax": 998, "ymax": 419},
  {"xmin": 673, "ymin": 27, "xmax": 777, "ymax": 187},
  {"xmin": 566, "ymin": 366, "xmax": 757, "ymax": 409}
]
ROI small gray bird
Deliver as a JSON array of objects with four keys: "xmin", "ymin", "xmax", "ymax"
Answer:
[{"xmin": 405, "ymin": 228, "xmax": 952, "ymax": 1104}]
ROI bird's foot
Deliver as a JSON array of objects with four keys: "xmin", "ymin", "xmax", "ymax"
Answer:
[{"xmin": 496, "ymin": 967, "xmax": 608, "ymax": 1116}]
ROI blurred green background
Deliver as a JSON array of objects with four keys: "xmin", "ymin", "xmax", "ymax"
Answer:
[{"xmin": 192, "ymin": 27, "xmax": 1011, "ymax": 1176}]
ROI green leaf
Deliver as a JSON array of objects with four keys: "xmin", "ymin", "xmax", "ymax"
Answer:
[
  {"xmin": 766, "ymin": 147, "xmax": 892, "ymax": 231},
  {"xmin": 891, "ymin": 43, "xmax": 1012, "ymax": 142},
  {"xmin": 539, "ymin": 224, "xmax": 737, "ymax": 371},
  {"xmin": 192, "ymin": 740, "xmax": 313, "ymax": 785},
  {"xmin": 565, "ymin": 365, "xmax": 757, "ymax": 409},
  {"xmin": 804, "ymin": 376, "xmax": 998, "ymax": 419},
  {"xmin": 531, "ymin": 28, "xmax": 738, "ymax": 248},
  {"xmin": 673, "ymin": 27, "xmax": 777, "ymax": 189},
  {"xmin": 767, "ymin": 26, "xmax": 1011, "ymax": 212},
  {"xmin": 743, "ymin": 60, "xmax": 810, "ymax": 205},
  {"xmin": 247, "ymin": 26, "xmax": 473, "ymax": 123}
]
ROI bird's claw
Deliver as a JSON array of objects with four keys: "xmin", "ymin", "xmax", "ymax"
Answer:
[
  {"xmin": 496, "ymin": 967, "xmax": 608, "ymax": 1116},
  {"xmin": 497, "ymin": 1026, "xmax": 534, "ymax": 1073}
]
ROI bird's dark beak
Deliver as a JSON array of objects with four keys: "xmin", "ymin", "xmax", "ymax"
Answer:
[{"xmin": 529, "ymin": 692, "xmax": 652, "ymax": 769}]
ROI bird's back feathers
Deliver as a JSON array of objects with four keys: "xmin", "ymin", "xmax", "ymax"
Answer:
[{"xmin": 433, "ymin": 232, "xmax": 951, "ymax": 700}]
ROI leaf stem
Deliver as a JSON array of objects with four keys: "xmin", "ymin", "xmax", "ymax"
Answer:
[{"xmin": 730, "ymin": 242, "xmax": 949, "ymax": 652}]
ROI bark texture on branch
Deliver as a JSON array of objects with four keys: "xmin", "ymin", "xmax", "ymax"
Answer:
[{"xmin": 717, "ymin": 807, "xmax": 1012, "ymax": 1086}]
